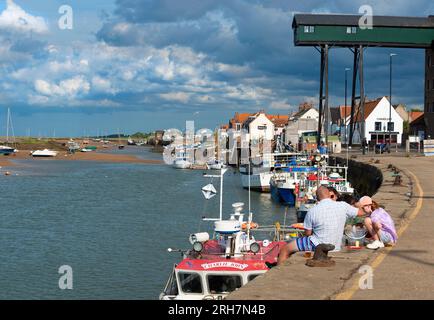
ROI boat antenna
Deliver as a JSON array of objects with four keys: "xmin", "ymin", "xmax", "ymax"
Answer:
[
  {"xmin": 219, "ymin": 168, "xmax": 226, "ymax": 221},
  {"xmin": 248, "ymin": 158, "xmax": 251, "ymax": 218}
]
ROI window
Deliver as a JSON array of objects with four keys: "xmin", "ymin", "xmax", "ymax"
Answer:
[
  {"xmin": 248, "ymin": 274, "xmax": 261, "ymax": 282},
  {"xmin": 207, "ymin": 275, "xmax": 242, "ymax": 294},
  {"xmin": 236, "ymin": 123, "xmax": 241, "ymax": 131},
  {"xmin": 346, "ymin": 26, "xmax": 357, "ymax": 34},
  {"xmin": 375, "ymin": 122, "xmax": 382, "ymax": 131},
  {"xmin": 387, "ymin": 122, "xmax": 394, "ymax": 132},
  {"xmin": 179, "ymin": 272, "xmax": 203, "ymax": 294},
  {"xmin": 304, "ymin": 25, "xmax": 315, "ymax": 33}
]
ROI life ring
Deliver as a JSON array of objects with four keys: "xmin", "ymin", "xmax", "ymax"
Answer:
[{"xmin": 242, "ymin": 222, "xmax": 259, "ymax": 229}]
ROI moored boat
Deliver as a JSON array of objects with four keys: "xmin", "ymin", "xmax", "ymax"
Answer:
[
  {"xmin": 0, "ymin": 145, "xmax": 17, "ymax": 155},
  {"xmin": 160, "ymin": 170, "xmax": 290, "ymax": 300},
  {"xmin": 31, "ymin": 149, "xmax": 58, "ymax": 157}
]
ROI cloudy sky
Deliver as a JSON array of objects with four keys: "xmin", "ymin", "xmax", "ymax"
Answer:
[{"xmin": 0, "ymin": 0, "xmax": 433, "ymax": 136}]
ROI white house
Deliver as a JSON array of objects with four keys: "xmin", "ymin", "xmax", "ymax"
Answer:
[
  {"xmin": 243, "ymin": 112, "xmax": 275, "ymax": 142},
  {"xmin": 341, "ymin": 96, "xmax": 404, "ymax": 145}
]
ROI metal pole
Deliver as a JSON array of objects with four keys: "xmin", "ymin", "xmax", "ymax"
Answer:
[
  {"xmin": 324, "ymin": 44, "xmax": 329, "ymax": 147},
  {"xmin": 359, "ymin": 46, "xmax": 365, "ymax": 153},
  {"xmin": 349, "ymin": 47, "xmax": 359, "ymax": 147},
  {"xmin": 318, "ymin": 47, "xmax": 325, "ymax": 147},
  {"xmin": 389, "ymin": 53, "xmax": 397, "ymax": 151},
  {"xmin": 219, "ymin": 169, "xmax": 224, "ymax": 221},
  {"xmin": 344, "ymin": 68, "xmax": 350, "ymax": 145},
  {"xmin": 389, "ymin": 54, "xmax": 392, "ymax": 149}
]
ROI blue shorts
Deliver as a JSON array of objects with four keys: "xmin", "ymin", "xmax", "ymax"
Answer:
[{"xmin": 295, "ymin": 236, "xmax": 316, "ymax": 252}]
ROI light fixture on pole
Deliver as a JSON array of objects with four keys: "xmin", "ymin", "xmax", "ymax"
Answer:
[{"xmin": 389, "ymin": 53, "xmax": 397, "ymax": 149}]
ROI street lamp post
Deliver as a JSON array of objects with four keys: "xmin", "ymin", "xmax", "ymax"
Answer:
[
  {"xmin": 344, "ymin": 68, "xmax": 350, "ymax": 145},
  {"xmin": 389, "ymin": 53, "xmax": 397, "ymax": 151}
]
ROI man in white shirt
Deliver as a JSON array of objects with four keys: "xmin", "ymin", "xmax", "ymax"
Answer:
[{"xmin": 275, "ymin": 186, "xmax": 365, "ymax": 266}]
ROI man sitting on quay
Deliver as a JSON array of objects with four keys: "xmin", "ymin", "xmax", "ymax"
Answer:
[{"xmin": 270, "ymin": 186, "xmax": 365, "ymax": 267}]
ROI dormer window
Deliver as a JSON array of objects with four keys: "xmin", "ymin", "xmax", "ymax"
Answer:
[{"xmin": 304, "ymin": 26, "xmax": 315, "ymax": 33}]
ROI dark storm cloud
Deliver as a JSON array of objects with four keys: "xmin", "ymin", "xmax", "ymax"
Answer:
[{"xmin": 82, "ymin": 0, "xmax": 434, "ymax": 113}]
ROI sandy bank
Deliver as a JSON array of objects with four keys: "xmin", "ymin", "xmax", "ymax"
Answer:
[{"xmin": 0, "ymin": 149, "xmax": 164, "ymax": 168}]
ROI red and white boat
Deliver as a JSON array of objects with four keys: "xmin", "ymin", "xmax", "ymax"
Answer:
[{"xmin": 160, "ymin": 169, "xmax": 287, "ymax": 300}]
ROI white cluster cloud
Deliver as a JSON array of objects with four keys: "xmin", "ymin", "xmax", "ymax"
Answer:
[
  {"xmin": 160, "ymin": 91, "xmax": 191, "ymax": 103},
  {"xmin": 0, "ymin": 0, "xmax": 48, "ymax": 34},
  {"xmin": 35, "ymin": 76, "xmax": 90, "ymax": 98}
]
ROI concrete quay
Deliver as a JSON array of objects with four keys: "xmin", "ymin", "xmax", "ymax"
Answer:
[{"xmin": 228, "ymin": 154, "xmax": 434, "ymax": 300}]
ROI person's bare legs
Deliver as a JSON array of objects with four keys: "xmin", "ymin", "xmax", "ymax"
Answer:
[
  {"xmin": 364, "ymin": 217, "xmax": 380, "ymax": 241},
  {"xmin": 373, "ymin": 221, "xmax": 383, "ymax": 241},
  {"xmin": 277, "ymin": 240, "xmax": 299, "ymax": 265}
]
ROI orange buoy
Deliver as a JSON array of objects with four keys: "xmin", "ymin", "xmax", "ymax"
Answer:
[{"xmin": 242, "ymin": 222, "xmax": 258, "ymax": 230}]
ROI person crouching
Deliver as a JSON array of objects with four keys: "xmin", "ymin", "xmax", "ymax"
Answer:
[{"xmin": 359, "ymin": 196, "xmax": 398, "ymax": 249}]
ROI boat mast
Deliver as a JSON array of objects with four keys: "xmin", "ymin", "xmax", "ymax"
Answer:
[{"xmin": 6, "ymin": 108, "xmax": 9, "ymax": 143}]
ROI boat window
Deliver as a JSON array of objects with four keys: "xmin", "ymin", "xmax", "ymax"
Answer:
[
  {"xmin": 178, "ymin": 272, "xmax": 203, "ymax": 294},
  {"xmin": 248, "ymin": 274, "xmax": 261, "ymax": 282},
  {"xmin": 207, "ymin": 275, "xmax": 242, "ymax": 294},
  {"xmin": 163, "ymin": 268, "xmax": 179, "ymax": 297}
]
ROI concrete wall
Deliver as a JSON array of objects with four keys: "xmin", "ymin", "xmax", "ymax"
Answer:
[{"xmin": 331, "ymin": 157, "xmax": 383, "ymax": 197}]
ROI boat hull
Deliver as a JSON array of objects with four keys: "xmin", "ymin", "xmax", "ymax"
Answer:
[
  {"xmin": 240, "ymin": 171, "xmax": 273, "ymax": 193},
  {"xmin": 270, "ymin": 182, "xmax": 295, "ymax": 206},
  {"xmin": 174, "ymin": 160, "xmax": 191, "ymax": 169}
]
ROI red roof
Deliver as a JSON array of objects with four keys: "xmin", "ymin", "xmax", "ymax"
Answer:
[
  {"xmin": 349, "ymin": 97, "xmax": 384, "ymax": 122},
  {"xmin": 409, "ymin": 111, "xmax": 424, "ymax": 123},
  {"xmin": 266, "ymin": 114, "xmax": 289, "ymax": 127},
  {"xmin": 229, "ymin": 112, "xmax": 288, "ymax": 128}
]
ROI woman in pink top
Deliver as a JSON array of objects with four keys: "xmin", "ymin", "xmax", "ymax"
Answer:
[{"xmin": 359, "ymin": 196, "xmax": 398, "ymax": 250}]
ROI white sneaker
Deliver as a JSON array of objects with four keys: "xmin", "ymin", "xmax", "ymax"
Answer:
[{"xmin": 367, "ymin": 240, "xmax": 385, "ymax": 250}]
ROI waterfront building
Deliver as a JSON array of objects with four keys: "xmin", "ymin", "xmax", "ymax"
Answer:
[
  {"xmin": 284, "ymin": 104, "xmax": 319, "ymax": 145},
  {"xmin": 337, "ymin": 96, "xmax": 404, "ymax": 145}
]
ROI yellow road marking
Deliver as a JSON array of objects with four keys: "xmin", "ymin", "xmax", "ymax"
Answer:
[{"xmin": 335, "ymin": 168, "xmax": 424, "ymax": 300}]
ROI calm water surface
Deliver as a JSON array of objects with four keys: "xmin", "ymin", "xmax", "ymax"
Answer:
[{"xmin": 0, "ymin": 147, "xmax": 295, "ymax": 299}]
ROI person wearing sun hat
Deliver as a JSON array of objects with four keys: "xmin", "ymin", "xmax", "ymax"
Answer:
[{"xmin": 359, "ymin": 196, "xmax": 398, "ymax": 249}]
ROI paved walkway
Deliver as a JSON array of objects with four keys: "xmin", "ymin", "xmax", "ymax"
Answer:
[
  {"xmin": 228, "ymin": 155, "xmax": 434, "ymax": 300},
  {"xmin": 337, "ymin": 156, "xmax": 434, "ymax": 300}
]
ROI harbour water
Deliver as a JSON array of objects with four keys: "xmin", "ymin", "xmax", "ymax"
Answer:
[{"xmin": 0, "ymin": 147, "xmax": 295, "ymax": 299}]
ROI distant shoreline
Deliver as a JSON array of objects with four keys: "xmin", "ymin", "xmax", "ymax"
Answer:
[{"xmin": 0, "ymin": 148, "xmax": 164, "ymax": 169}]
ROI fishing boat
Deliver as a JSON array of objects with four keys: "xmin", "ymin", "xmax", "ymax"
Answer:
[
  {"xmin": 239, "ymin": 152, "xmax": 303, "ymax": 192},
  {"xmin": 127, "ymin": 137, "xmax": 135, "ymax": 145},
  {"xmin": 206, "ymin": 158, "xmax": 227, "ymax": 170},
  {"xmin": 31, "ymin": 149, "xmax": 58, "ymax": 157},
  {"xmin": 172, "ymin": 143, "xmax": 202, "ymax": 169},
  {"xmin": 160, "ymin": 169, "xmax": 291, "ymax": 300},
  {"xmin": 67, "ymin": 140, "xmax": 80, "ymax": 153}
]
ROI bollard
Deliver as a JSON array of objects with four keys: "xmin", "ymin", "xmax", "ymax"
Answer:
[{"xmin": 305, "ymin": 244, "xmax": 336, "ymax": 267}]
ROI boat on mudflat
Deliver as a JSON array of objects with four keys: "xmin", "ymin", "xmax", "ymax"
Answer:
[
  {"xmin": 0, "ymin": 145, "xmax": 17, "ymax": 155},
  {"xmin": 31, "ymin": 149, "xmax": 58, "ymax": 157}
]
